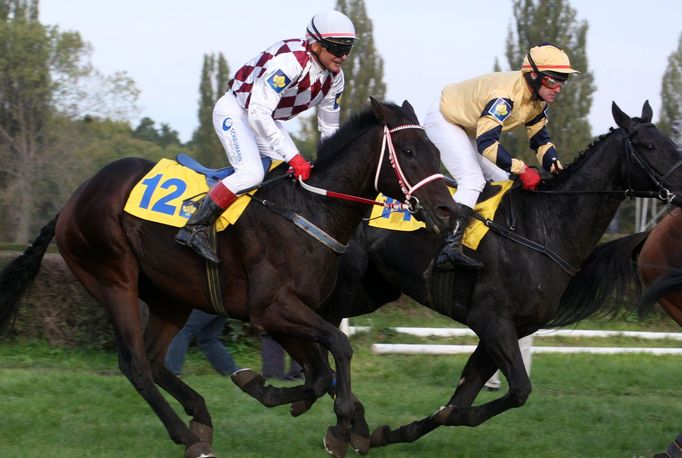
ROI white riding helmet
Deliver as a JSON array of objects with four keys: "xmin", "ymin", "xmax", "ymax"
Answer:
[{"xmin": 306, "ymin": 10, "xmax": 356, "ymax": 45}]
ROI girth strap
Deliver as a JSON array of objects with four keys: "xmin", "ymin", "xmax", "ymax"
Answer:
[
  {"xmin": 472, "ymin": 213, "xmax": 579, "ymax": 276},
  {"xmin": 206, "ymin": 226, "xmax": 227, "ymax": 315}
]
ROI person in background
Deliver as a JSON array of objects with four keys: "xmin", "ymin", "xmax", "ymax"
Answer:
[
  {"xmin": 175, "ymin": 9, "xmax": 356, "ymax": 263},
  {"xmin": 165, "ymin": 309, "xmax": 239, "ymax": 376},
  {"xmin": 484, "ymin": 335, "xmax": 534, "ymax": 391},
  {"xmin": 424, "ymin": 42, "xmax": 579, "ymax": 271},
  {"xmin": 260, "ymin": 333, "xmax": 303, "ymax": 381}
]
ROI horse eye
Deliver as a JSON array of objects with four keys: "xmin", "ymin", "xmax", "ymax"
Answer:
[
  {"xmin": 647, "ymin": 144, "xmax": 655, "ymax": 151},
  {"xmin": 401, "ymin": 143, "xmax": 415, "ymax": 156}
]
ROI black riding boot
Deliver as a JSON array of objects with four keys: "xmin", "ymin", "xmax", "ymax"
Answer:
[
  {"xmin": 435, "ymin": 204, "xmax": 484, "ymax": 271},
  {"xmin": 175, "ymin": 197, "xmax": 224, "ymax": 263}
]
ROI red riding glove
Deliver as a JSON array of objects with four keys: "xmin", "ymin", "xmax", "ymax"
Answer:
[
  {"xmin": 518, "ymin": 167, "xmax": 541, "ymax": 191},
  {"xmin": 288, "ymin": 154, "xmax": 312, "ymax": 181}
]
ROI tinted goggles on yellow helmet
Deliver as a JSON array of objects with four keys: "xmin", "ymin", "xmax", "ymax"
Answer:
[{"xmin": 540, "ymin": 74, "xmax": 568, "ymax": 89}]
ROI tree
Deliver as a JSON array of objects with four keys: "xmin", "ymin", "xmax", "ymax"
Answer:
[
  {"xmin": 132, "ymin": 117, "xmax": 180, "ymax": 147},
  {"xmin": 658, "ymin": 33, "xmax": 682, "ymax": 137},
  {"xmin": 192, "ymin": 52, "xmax": 229, "ymax": 167},
  {"xmin": 335, "ymin": 0, "xmax": 386, "ymax": 123},
  {"xmin": 503, "ymin": 0, "xmax": 595, "ymax": 166},
  {"xmin": 0, "ymin": 0, "xmax": 140, "ymax": 242}
]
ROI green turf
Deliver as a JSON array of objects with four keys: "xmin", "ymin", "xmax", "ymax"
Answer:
[{"xmin": 0, "ymin": 337, "xmax": 679, "ymax": 458}]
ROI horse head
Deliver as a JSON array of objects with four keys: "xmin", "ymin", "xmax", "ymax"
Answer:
[
  {"xmin": 612, "ymin": 100, "xmax": 682, "ymax": 201},
  {"xmin": 368, "ymin": 97, "xmax": 456, "ymax": 234}
]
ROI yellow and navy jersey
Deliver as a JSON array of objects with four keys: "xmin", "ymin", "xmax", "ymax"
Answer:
[{"xmin": 439, "ymin": 71, "xmax": 559, "ymax": 173}]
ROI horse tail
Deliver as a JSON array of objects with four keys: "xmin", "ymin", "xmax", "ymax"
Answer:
[
  {"xmin": 639, "ymin": 267, "xmax": 682, "ymax": 314},
  {"xmin": 546, "ymin": 231, "xmax": 649, "ymax": 328},
  {"xmin": 0, "ymin": 215, "xmax": 58, "ymax": 335}
]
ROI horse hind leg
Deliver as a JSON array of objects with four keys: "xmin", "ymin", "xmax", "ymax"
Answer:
[
  {"xmin": 73, "ymin": 266, "xmax": 214, "ymax": 458},
  {"xmin": 654, "ymin": 432, "xmax": 682, "ymax": 458},
  {"xmin": 231, "ymin": 337, "xmax": 335, "ymax": 409},
  {"xmin": 142, "ymin": 301, "xmax": 215, "ymax": 445}
]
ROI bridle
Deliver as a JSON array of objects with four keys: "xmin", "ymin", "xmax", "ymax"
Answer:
[
  {"xmin": 534, "ymin": 123, "xmax": 682, "ymax": 207},
  {"xmin": 298, "ymin": 123, "xmax": 445, "ymax": 213},
  {"xmin": 622, "ymin": 123, "xmax": 682, "ymax": 205}
]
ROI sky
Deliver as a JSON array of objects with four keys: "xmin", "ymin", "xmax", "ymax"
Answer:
[{"xmin": 40, "ymin": 1, "xmax": 682, "ymax": 144}]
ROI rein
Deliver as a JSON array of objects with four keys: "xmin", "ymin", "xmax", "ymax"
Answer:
[
  {"xmin": 472, "ymin": 212, "xmax": 579, "ymax": 276},
  {"xmin": 298, "ymin": 124, "xmax": 444, "ymax": 213}
]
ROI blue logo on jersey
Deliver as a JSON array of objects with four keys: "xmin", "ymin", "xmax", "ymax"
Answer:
[
  {"xmin": 222, "ymin": 117, "xmax": 233, "ymax": 131},
  {"xmin": 334, "ymin": 92, "xmax": 342, "ymax": 110},
  {"xmin": 487, "ymin": 98, "xmax": 512, "ymax": 123},
  {"xmin": 267, "ymin": 69, "xmax": 291, "ymax": 93}
]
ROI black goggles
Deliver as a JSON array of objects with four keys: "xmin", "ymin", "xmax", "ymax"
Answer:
[{"xmin": 320, "ymin": 39, "xmax": 353, "ymax": 58}]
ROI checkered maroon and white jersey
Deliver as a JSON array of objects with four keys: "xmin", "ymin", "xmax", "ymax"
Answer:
[{"xmin": 229, "ymin": 39, "xmax": 344, "ymax": 121}]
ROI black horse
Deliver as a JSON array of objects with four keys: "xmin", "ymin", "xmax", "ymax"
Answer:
[
  {"xmin": 0, "ymin": 99, "xmax": 456, "ymax": 458},
  {"xmin": 314, "ymin": 101, "xmax": 682, "ymax": 447}
]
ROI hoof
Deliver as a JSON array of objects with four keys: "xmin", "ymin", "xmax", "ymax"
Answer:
[
  {"xmin": 432, "ymin": 405, "xmax": 454, "ymax": 425},
  {"xmin": 231, "ymin": 368, "xmax": 260, "ymax": 390},
  {"xmin": 290, "ymin": 399, "xmax": 315, "ymax": 417},
  {"xmin": 350, "ymin": 432, "xmax": 370, "ymax": 455},
  {"xmin": 323, "ymin": 426, "xmax": 349, "ymax": 458},
  {"xmin": 190, "ymin": 420, "xmax": 213, "ymax": 444},
  {"xmin": 369, "ymin": 425, "xmax": 390, "ymax": 448},
  {"xmin": 184, "ymin": 441, "xmax": 216, "ymax": 458}
]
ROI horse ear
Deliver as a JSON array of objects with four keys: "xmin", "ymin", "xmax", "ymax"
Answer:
[
  {"xmin": 641, "ymin": 100, "xmax": 653, "ymax": 123},
  {"xmin": 401, "ymin": 100, "xmax": 416, "ymax": 118},
  {"xmin": 612, "ymin": 101, "xmax": 635, "ymax": 131},
  {"xmin": 370, "ymin": 97, "xmax": 389, "ymax": 124}
]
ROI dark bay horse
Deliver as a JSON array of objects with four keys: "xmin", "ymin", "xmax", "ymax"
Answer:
[
  {"xmin": 311, "ymin": 101, "xmax": 682, "ymax": 448},
  {"xmin": 0, "ymin": 99, "xmax": 457, "ymax": 458}
]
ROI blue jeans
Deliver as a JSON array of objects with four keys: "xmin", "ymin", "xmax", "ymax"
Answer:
[{"xmin": 165, "ymin": 309, "xmax": 238, "ymax": 376}]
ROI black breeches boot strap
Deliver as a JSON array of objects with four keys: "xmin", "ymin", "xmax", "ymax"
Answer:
[
  {"xmin": 435, "ymin": 203, "xmax": 484, "ymax": 271},
  {"xmin": 175, "ymin": 185, "xmax": 237, "ymax": 264}
]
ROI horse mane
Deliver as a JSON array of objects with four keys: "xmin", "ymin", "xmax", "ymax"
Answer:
[
  {"xmin": 536, "ymin": 128, "xmax": 619, "ymax": 190},
  {"xmin": 314, "ymin": 101, "xmax": 411, "ymax": 168}
]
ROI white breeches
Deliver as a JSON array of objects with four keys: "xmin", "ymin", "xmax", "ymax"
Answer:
[
  {"xmin": 423, "ymin": 100, "xmax": 508, "ymax": 209},
  {"xmin": 212, "ymin": 92, "xmax": 296, "ymax": 193}
]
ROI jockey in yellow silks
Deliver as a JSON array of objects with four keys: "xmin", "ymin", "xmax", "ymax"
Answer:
[{"xmin": 423, "ymin": 43, "xmax": 580, "ymax": 270}]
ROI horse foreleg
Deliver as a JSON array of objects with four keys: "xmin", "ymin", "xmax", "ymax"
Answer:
[
  {"xmin": 253, "ymin": 303, "xmax": 358, "ymax": 458},
  {"xmin": 231, "ymin": 338, "xmax": 334, "ymax": 407}
]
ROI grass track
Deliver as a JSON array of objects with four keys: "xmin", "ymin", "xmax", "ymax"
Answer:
[{"xmin": 0, "ymin": 338, "xmax": 680, "ymax": 458}]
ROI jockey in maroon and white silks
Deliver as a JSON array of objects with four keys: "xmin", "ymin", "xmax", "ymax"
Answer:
[
  {"xmin": 214, "ymin": 37, "xmax": 344, "ymax": 192},
  {"xmin": 175, "ymin": 10, "xmax": 356, "ymax": 264}
]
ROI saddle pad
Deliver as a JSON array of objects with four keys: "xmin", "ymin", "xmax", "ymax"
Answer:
[
  {"xmin": 124, "ymin": 158, "xmax": 279, "ymax": 231},
  {"xmin": 367, "ymin": 180, "xmax": 513, "ymax": 250}
]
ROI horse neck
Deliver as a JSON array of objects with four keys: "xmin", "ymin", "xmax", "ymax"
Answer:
[
  {"xmin": 302, "ymin": 125, "xmax": 386, "ymax": 242},
  {"xmin": 537, "ymin": 131, "xmax": 628, "ymax": 262}
]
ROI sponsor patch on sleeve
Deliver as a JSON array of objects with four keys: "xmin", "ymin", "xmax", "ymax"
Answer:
[
  {"xmin": 267, "ymin": 69, "xmax": 291, "ymax": 93},
  {"xmin": 487, "ymin": 98, "xmax": 512, "ymax": 123},
  {"xmin": 334, "ymin": 92, "xmax": 342, "ymax": 110}
]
